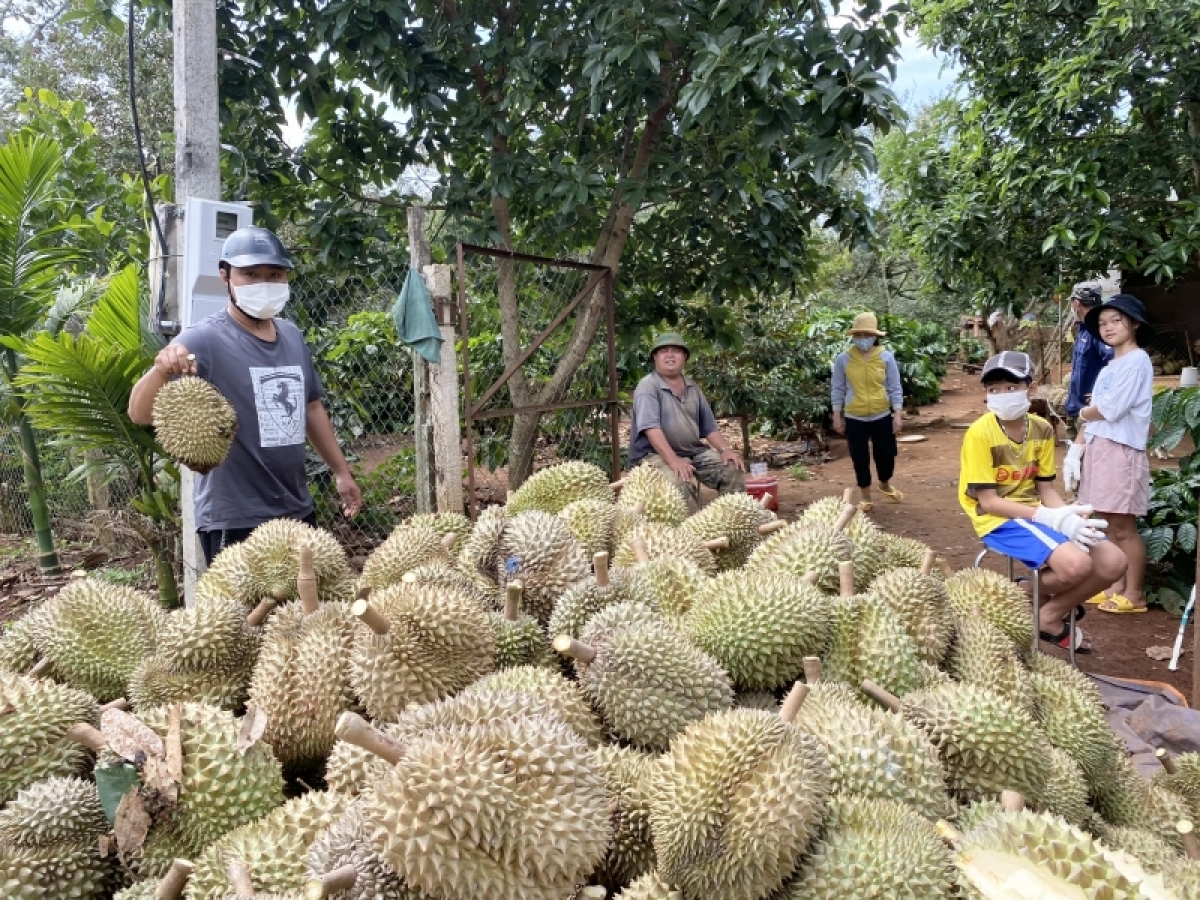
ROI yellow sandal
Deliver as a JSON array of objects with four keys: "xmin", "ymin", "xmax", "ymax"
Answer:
[
  {"xmin": 878, "ymin": 485, "xmax": 904, "ymax": 503},
  {"xmin": 1097, "ymin": 594, "xmax": 1147, "ymax": 614}
]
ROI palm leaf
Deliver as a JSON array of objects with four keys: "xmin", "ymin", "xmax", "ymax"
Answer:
[
  {"xmin": 43, "ymin": 276, "xmax": 103, "ymax": 337},
  {"xmin": 87, "ymin": 265, "xmax": 162, "ymax": 358}
]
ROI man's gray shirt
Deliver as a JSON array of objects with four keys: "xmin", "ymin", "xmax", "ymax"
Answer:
[
  {"xmin": 170, "ymin": 310, "xmax": 323, "ymax": 530},
  {"xmin": 628, "ymin": 371, "xmax": 718, "ymax": 464}
]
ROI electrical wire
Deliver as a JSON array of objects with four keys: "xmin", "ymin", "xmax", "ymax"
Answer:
[{"xmin": 127, "ymin": 0, "xmax": 170, "ymax": 336}]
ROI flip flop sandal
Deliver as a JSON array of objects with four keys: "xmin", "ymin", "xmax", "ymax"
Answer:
[
  {"xmin": 878, "ymin": 486, "xmax": 904, "ymax": 503},
  {"xmin": 858, "ymin": 501, "xmax": 874, "ymax": 512},
  {"xmin": 1085, "ymin": 591, "xmax": 1108, "ymax": 605},
  {"xmin": 1038, "ymin": 622, "xmax": 1093, "ymax": 653},
  {"xmin": 1098, "ymin": 594, "xmax": 1147, "ymax": 615}
]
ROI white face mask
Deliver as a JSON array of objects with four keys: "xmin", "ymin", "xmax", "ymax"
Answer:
[
  {"xmin": 987, "ymin": 390, "xmax": 1030, "ymax": 421},
  {"xmin": 852, "ymin": 337, "xmax": 876, "ymax": 351},
  {"xmin": 232, "ymin": 282, "xmax": 290, "ymax": 319}
]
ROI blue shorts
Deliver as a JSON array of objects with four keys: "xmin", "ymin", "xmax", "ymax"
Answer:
[{"xmin": 981, "ymin": 519, "xmax": 1070, "ymax": 570}]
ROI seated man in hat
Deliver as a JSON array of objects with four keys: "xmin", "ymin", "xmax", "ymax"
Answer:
[{"xmin": 628, "ymin": 332, "xmax": 745, "ymax": 512}]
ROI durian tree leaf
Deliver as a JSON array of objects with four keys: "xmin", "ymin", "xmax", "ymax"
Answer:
[{"xmin": 94, "ymin": 763, "xmax": 141, "ymax": 825}]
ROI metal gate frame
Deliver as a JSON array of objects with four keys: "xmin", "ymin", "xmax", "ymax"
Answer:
[{"xmin": 456, "ymin": 243, "xmax": 618, "ymax": 519}]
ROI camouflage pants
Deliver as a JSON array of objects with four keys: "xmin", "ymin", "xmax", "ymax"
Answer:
[{"xmin": 640, "ymin": 448, "xmax": 746, "ymax": 514}]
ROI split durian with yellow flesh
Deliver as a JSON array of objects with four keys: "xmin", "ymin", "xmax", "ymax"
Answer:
[
  {"xmin": 0, "ymin": 670, "xmax": 98, "ymax": 804},
  {"xmin": 152, "ymin": 375, "xmax": 238, "ymax": 474}
]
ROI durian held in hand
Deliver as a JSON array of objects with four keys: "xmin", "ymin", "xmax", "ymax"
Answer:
[{"xmin": 151, "ymin": 361, "xmax": 238, "ymax": 474}]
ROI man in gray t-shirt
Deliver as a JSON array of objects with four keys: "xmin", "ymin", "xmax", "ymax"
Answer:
[
  {"xmin": 627, "ymin": 332, "xmax": 745, "ymax": 512},
  {"xmin": 128, "ymin": 227, "xmax": 361, "ymax": 564}
]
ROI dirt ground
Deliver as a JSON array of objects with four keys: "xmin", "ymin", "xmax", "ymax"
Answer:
[{"xmin": 763, "ymin": 368, "xmax": 1198, "ymax": 702}]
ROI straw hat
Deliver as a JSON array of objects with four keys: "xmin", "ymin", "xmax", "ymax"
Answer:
[{"xmin": 847, "ymin": 312, "xmax": 886, "ymax": 337}]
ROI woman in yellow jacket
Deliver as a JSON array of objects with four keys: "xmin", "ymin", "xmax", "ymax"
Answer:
[{"xmin": 830, "ymin": 312, "xmax": 905, "ymax": 511}]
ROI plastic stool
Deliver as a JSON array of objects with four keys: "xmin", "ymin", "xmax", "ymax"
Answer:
[{"xmin": 974, "ymin": 547, "xmax": 1076, "ymax": 668}]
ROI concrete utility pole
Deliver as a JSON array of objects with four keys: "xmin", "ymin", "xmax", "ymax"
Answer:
[{"xmin": 173, "ymin": 0, "xmax": 221, "ymax": 604}]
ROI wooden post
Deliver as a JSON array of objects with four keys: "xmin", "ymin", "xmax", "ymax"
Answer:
[
  {"xmin": 423, "ymin": 262, "xmax": 464, "ymax": 515},
  {"xmin": 409, "ymin": 207, "xmax": 436, "ymax": 514}
]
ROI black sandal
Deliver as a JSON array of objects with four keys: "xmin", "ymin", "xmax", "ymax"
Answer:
[{"xmin": 1038, "ymin": 622, "xmax": 1093, "ymax": 654}]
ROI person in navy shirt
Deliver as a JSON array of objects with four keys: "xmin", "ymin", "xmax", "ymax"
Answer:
[{"xmin": 1064, "ymin": 281, "xmax": 1113, "ymax": 438}]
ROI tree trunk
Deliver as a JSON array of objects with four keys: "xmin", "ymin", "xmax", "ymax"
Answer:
[
  {"xmin": 507, "ymin": 409, "xmax": 541, "ymax": 491},
  {"xmin": 15, "ymin": 411, "xmax": 61, "ymax": 575},
  {"xmin": 146, "ymin": 531, "xmax": 179, "ymax": 608}
]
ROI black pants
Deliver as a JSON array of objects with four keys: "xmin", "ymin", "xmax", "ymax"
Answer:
[
  {"xmin": 198, "ymin": 511, "xmax": 317, "ymax": 566},
  {"xmin": 845, "ymin": 416, "xmax": 897, "ymax": 489}
]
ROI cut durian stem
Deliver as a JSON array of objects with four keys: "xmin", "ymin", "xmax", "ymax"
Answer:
[
  {"xmin": 611, "ymin": 478, "xmax": 627, "ymax": 489},
  {"xmin": 1000, "ymin": 791, "xmax": 1026, "ymax": 812},
  {"xmin": 441, "ymin": 531, "xmax": 459, "ymax": 550},
  {"xmin": 579, "ymin": 888, "xmax": 607, "ymax": 899},
  {"xmin": 801, "ymin": 570, "xmax": 820, "ymax": 586},
  {"xmin": 226, "ymin": 858, "xmax": 255, "ymax": 896},
  {"xmin": 759, "ymin": 491, "xmax": 774, "ymax": 509},
  {"xmin": 833, "ymin": 504, "xmax": 857, "ymax": 533},
  {"xmin": 838, "ymin": 560, "xmax": 855, "ymax": 598},
  {"xmin": 157, "ymin": 858, "xmax": 194, "ymax": 899},
  {"xmin": 803, "ymin": 657, "xmax": 822, "ymax": 682},
  {"xmin": 65, "ymin": 721, "xmax": 108, "ymax": 752},
  {"xmin": 351, "ymin": 598, "xmax": 392, "ymax": 635},
  {"xmin": 334, "ymin": 711, "xmax": 406, "ymax": 764},
  {"xmin": 860, "ymin": 679, "xmax": 903, "ymax": 713},
  {"xmin": 504, "ymin": 582, "xmax": 523, "ymax": 622},
  {"xmin": 843, "ymin": 488, "xmax": 856, "ymax": 504},
  {"xmin": 758, "ymin": 519, "xmax": 787, "ymax": 535},
  {"xmin": 99, "ymin": 697, "xmax": 129, "ymax": 713},
  {"xmin": 935, "ymin": 820, "xmax": 964, "ymax": 845},
  {"xmin": 631, "ymin": 536, "xmax": 650, "ymax": 564},
  {"xmin": 1156, "ymin": 746, "xmax": 1179, "ymax": 775},
  {"xmin": 28, "ymin": 656, "xmax": 52, "ymax": 677},
  {"xmin": 298, "ymin": 546, "xmax": 319, "ymax": 614},
  {"xmin": 1179, "ymin": 820, "xmax": 1200, "ymax": 860},
  {"xmin": 304, "ymin": 864, "xmax": 358, "ymax": 898},
  {"xmin": 595, "ymin": 552, "xmax": 610, "ymax": 587},
  {"xmin": 920, "ymin": 549, "xmax": 937, "ymax": 577},
  {"xmin": 701, "ymin": 536, "xmax": 730, "ymax": 551},
  {"xmin": 779, "ymin": 681, "xmax": 809, "ymax": 723},
  {"xmin": 553, "ymin": 634, "xmax": 597, "ymax": 664},
  {"xmin": 246, "ymin": 597, "xmax": 278, "ymax": 627},
  {"xmin": 937, "ymin": 558, "xmax": 953, "ymax": 578}
]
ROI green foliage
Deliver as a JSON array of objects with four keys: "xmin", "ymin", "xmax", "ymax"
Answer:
[
  {"xmin": 313, "ymin": 445, "xmax": 416, "ymax": 536},
  {"xmin": 1140, "ymin": 387, "xmax": 1200, "ymax": 605},
  {"xmin": 788, "ymin": 463, "xmax": 811, "ymax": 482}
]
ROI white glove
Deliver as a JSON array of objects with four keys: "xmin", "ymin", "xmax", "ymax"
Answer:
[
  {"xmin": 1057, "ymin": 514, "xmax": 1109, "ymax": 551},
  {"xmin": 1062, "ymin": 443, "xmax": 1084, "ymax": 494},
  {"xmin": 1033, "ymin": 503, "xmax": 1095, "ymax": 533}
]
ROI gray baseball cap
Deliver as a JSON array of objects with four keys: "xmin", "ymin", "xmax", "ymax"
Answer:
[
  {"xmin": 980, "ymin": 350, "xmax": 1034, "ymax": 383},
  {"xmin": 1069, "ymin": 281, "xmax": 1103, "ymax": 306}
]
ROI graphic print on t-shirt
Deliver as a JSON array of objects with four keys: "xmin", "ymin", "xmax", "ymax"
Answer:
[{"xmin": 250, "ymin": 366, "xmax": 306, "ymax": 447}]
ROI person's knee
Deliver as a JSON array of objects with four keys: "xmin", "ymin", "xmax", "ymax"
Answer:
[
  {"xmin": 1102, "ymin": 514, "xmax": 1135, "ymax": 540},
  {"xmin": 1048, "ymin": 546, "xmax": 1092, "ymax": 584},
  {"xmin": 1092, "ymin": 542, "xmax": 1128, "ymax": 583}
]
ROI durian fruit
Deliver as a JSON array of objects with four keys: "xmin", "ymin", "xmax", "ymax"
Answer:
[
  {"xmin": 946, "ymin": 808, "xmax": 1143, "ymax": 899},
  {"xmin": 152, "ymin": 375, "xmax": 238, "ymax": 474},
  {"xmin": 867, "ymin": 551, "xmax": 954, "ymax": 665},
  {"xmin": 879, "ymin": 532, "xmax": 937, "ymax": 573},
  {"xmin": 403, "ymin": 510, "xmax": 472, "ymax": 543},
  {"xmin": 248, "ymin": 600, "xmax": 356, "ymax": 769},
  {"xmin": 0, "ymin": 608, "xmax": 44, "ymax": 674},
  {"xmin": 400, "ymin": 563, "xmax": 498, "ymax": 610},
  {"xmin": 1092, "ymin": 824, "xmax": 1182, "ymax": 874},
  {"xmin": 194, "ymin": 543, "xmax": 253, "ymax": 605},
  {"xmin": 360, "ymin": 523, "xmax": 455, "ymax": 592},
  {"xmin": 779, "ymin": 797, "xmax": 955, "ymax": 899},
  {"xmin": 909, "ymin": 659, "xmax": 953, "ymax": 693},
  {"xmin": 1153, "ymin": 750, "xmax": 1200, "ymax": 821},
  {"xmin": 735, "ymin": 691, "xmax": 779, "ymax": 711},
  {"xmin": 791, "ymin": 673, "xmax": 951, "ymax": 820},
  {"xmin": 625, "ymin": 555, "xmax": 708, "ymax": 624},
  {"xmin": 822, "ymin": 562, "xmax": 920, "ymax": 697},
  {"xmin": 799, "ymin": 494, "xmax": 886, "ymax": 584},
  {"xmin": 1042, "ymin": 745, "xmax": 1091, "ymax": 827},
  {"xmin": 558, "ymin": 601, "xmax": 732, "ymax": 750},
  {"xmin": 559, "ymin": 498, "xmax": 620, "ymax": 558},
  {"xmin": 113, "ymin": 859, "xmax": 194, "ymax": 900},
  {"xmin": 498, "ymin": 510, "xmax": 592, "ymax": 623},
  {"xmin": 305, "ymin": 802, "xmax": 426, "ymax": 900},
  {"xmin": 464, "ymin": 665, "xmax": 606, "ymax": 747},
  {"xmin": 615, "ymin": 872, "xmax": 682, "ymax": 899},
  {"xmin": 617, "ymin": 464, "xmax": 688, "ymax": 526},
  {"xmin": 864, "ymin": 680, "xmax": 1047, "ymax": 807},
  {"xmin": 238, "ymin": 519, "xmax": 352, "ymax": 603},
  {"xmin": 30, "ymin": 577, "xmax": 167, "ymax": 700},
  {"xmin": 342, "ymin": 710, "xmax": 612, "ymax": 900},
  {"xmin": 1090, "ymin": 752, "xmax": 1191, "ymax": 851},
  {"xmin": 1028, "ymin": 653, "xmax": 1121, "ymax": 781},
  {"xmin": 488, "ymin": 581, "xmax": 557, "ymax": 669},
  {"xmin": 944, "ymin": 568, "xmax": 1034, "ymax": 653},
  {"xmin": 0, "ymin": 671, "xmax": 97, "ymax": 803},
  {"xmin": 457, "ymin": 504, "xmax": 508, "ymax": 587},
  {"xmin": 612, "ymin": 522, "xmax": 718, "ymax": 576},
  {"xmin": 945, "ymin": 613, "xmax": 1035, "ymax": 714},
  {"xmin": 505, "ymin": 460, "xmax": 613, "ymax": 514},
  {"xmin": 0, "ymin": 776, "xmax": 116, "ymax": 900},
  {"xmin": 594, "ymin": 744, "xmax": 658, "ymax": 889},
  {"xmin": 187, "ymin": 792, "xmax": 349, "ymax": 900},
  {"xmin": 349, "ymin": 582, "xmax": 495, "ymax": 720},
  {"xmin": 683, "ymin": 569, "xmax": 833, "ymax": 691},
  {"xmin": 679, "ymin": 492, "xmax": 778, "ymax": 570},
  {"xmin": 745, "ymin": 520, "xmax": 856, "ymax": 594},
  {"xmin": 547, "ymin": 551, "xmax": 642, "ymax": 640},
  {"xmin": 648, "ymin": 707, "xmax": 831, "ymax": 900}
]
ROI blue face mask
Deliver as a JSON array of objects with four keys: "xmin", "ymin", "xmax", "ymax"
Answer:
[{"xmin": 852, "ymin": 337, "xmax": 875, "ymax": 352}]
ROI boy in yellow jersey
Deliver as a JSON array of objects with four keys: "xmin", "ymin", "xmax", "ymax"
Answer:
[{"xmin": 958, "ymin": 351, "xmax": 1126, "ymax": 653}]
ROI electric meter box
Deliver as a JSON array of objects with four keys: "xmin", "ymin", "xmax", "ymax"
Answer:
[{"xmin": 180, "ymin": 198, "xmax": 253, "ymax": 329}]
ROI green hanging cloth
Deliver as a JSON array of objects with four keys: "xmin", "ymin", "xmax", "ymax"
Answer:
[{"xmin": 391, "ymin": 267, "xmax": 443, "ymax": 364}]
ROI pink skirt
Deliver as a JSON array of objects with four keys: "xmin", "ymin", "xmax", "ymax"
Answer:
[{"xmin": 1077, "ymin": 436, "xmax": 1149, "ymax": 516}]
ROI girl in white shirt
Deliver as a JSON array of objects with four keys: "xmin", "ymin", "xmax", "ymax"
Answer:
[{"xmin": 1071, "ymin": 294, "xmax": 1154, "ymax": 613}]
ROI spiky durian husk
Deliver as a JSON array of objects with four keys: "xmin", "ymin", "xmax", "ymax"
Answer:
[
  {"xmin": 734, "ymin": 691, "xmax": 779, "ymax": 711},
  {"xmin": 821, "ymin": 596, "xmax": 920, "ymax": 697},
  {"xmin": 129, "ymin": 656, "xmax": 252, "ymax": 712},
  {"xmin": 879, "ymin": 532, "xmax": 937, "ymax": 574},
  {"xmin": 867, "ymin": 565, "xmax": 954, "ymax": 665},
  {"xmin": 238, "ymin": 519, "xmax": 352, "ymax": 603},
  {"xmin": 457, "ymin": 505, "xmax": 508, "ymax": 586},
  {"xmin": 152, "ymin": 375, "xmax": 237, "ymax": 473},
  {"xmin": 1092, "ymin": 824, "xmax": 1182, "ymax": 874},
  {"xmin": 907, "ymin": 660, "xmax": 953, "ymax": 694},
  {"xmin": 188, "ymin": 792, "xmax": 349, "ymax": 900},
  {"xmin": 306, "ymin": 802, "xmax": 428, "ymax": 900},
  {"xmin": 558, "ymin": 498, "xmax": 619, "ymax": 558},
  {"xmin": 614, "ymin": 871, "xmax": 681, "ymax": 899},
  {"xmin": 497, "ymin": 511, "xmax": 591, "ymax": 623},
  {"xmin": 1151, "ymin": 752, "xmax": 1200, "ymax": 822},
  {"xmin": 744, "ymin": 522, "xmax": 855, "ymax": 593},
  {"xmin": 505, "ymin": 460, "xmax": 613, "ymax": 515},
  {"xmin": 944, "ymin": 568, "xmax": 1034, "ymax": 653},
  {"xmin": 899, "ymin": 682, "xmax": 1048, "ymax": 807},
  {"xmin": 361, "ymin": 524, "xmax": 454, "ymax": 591},
  {"xmin": 361, "ymin": 714, "xmax": 611, "ymax": 900},
  {"xmin": 349, "ymin": 582, "xmax": 495, "ymax": 720},
  {"xmin": 684, "ymin": 571, "xmax": 833, "ymax": 691},
  {"xmin": 793, "ymin": 681, "xmax": 952, "ymax": 820},
  {"xmin": 404, "ymin": 511, "xmax": 473, "ymax": 543},
  {"xmin": 679, "ymin": 493, "xmax": 775, "ymax": 570},
  {"xmin": 946, "ymin": 615, "xmax": 1035, "ymax": 714},
  {"xmin": 29, "ymin": 577, "xmax": 167, "ymax": 700},
  {"xmin": 0, "ymin": 608, "xmax": 44, "ymax": 674},
  {"xmin": 780, "ymin": 797, "xmax": 955, "ymax": 899},
  {"xmin": 0, "ymin": 777, "xmax": 115, "ymax": 899},
  {"xmin": 114, "ymin": 881, "xmax": 160, "ymax": 900},
  {"xmin": 1090, "ymin": 752, "xmax": 1190, "ymax": 852},
  {"xmin": 248, "ymin": 602, "xmax": 356, "ymax": 768},
  {"xmin": 1042, "ymin": 746, "xmax": 1091, "ymax": 827},
  {"xmin": 955, "ymin": 799, "xmax": 1005, "ymax": 832},
  {"xmin": 464, "ymin": 665, "xmax": 605, "ymax": 747},
  {"xmin": 594, "ymin": 745, "xmax": 658, "ymax": 889},
  {"xmin": 625, "ymin": 556, "xmax": 708, "ymax": 624},
  {"xmin": 401, "ymin": 563, "xmax": 498, "ymax": 610},
  {"xmin": 0, "ymin": 672, "xmax": 97, "ymax": 804},
  {"xmin": 955, "ymin": 809, "xmax": 1142, "ymax": 899},
  {"xmin": 1028, "ymin": 653, "xmax": 1121, "ymax": 782},
  {"xmin": 799, "ymin": 495, "xmax": 886, "ymax": 584},
  {"xmin": 575, "ymin": 602, "xmax": 732, "ymax": 750},
  {"xmin": 158, "ymin": 596, "xmax": 257, "ymax": 676},
  {"xmin": 612, "ymin": 522, "xmax": 717, "ymax": 576},
  {"xmin": 546, "ymin": 569, "xmax": 644, "ymax": 640},
  {"xmin": 649, "ymin": 708, "xmax": 831, "ymax": 900},
  {"xmin": 194, "ymin": 543, "xmax": 254, "ymax": 604},
  {"xmin": 617, "ymin": 464, "xmax": 688, "ymax": 526},
  {"xmin": 487, "ymin": 610, "xmax": 557, "ymax": 669}
]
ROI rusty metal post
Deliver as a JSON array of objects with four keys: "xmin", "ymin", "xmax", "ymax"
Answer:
[{"xmin": 457, "ymin": 242, "xmax": 477, "ymax": 520}]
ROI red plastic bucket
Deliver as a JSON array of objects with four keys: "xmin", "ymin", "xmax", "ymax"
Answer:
[{"xmin": 745, "ymin": 477, "xmax": 779, "ymax": 511}]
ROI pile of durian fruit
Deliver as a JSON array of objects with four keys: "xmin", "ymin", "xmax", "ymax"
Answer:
[{"xmin": 3, "ymin": 458, "xmax": 1200, "ymax": 899}]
